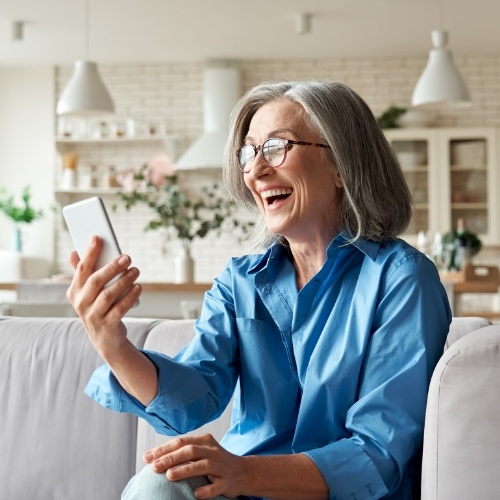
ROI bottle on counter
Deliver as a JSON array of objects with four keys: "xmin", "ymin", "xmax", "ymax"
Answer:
[{"xmin": 454, "ymin": 218, "xmax": 471, "ymax": 270}]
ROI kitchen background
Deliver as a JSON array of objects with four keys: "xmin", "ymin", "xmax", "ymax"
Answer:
[
  {"xmin": 53, "ymin": 56, "xmax": 500, "ymax": 283},
  {"xmin": 1, "ymin": 54, "xmax": 500, "ymax": 285}
]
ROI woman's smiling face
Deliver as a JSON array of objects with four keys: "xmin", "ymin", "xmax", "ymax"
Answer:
[{"xmin": 243, "ymin": 99, "xmax": 343, "ymax": 244}]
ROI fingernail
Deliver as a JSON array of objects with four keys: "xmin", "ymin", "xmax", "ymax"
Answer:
[
  {"xmin": 118, "ymin": 255, "xmax": 130, "ymax": 266},
  {"xmin": 143, "ymin": 451, "xmax": 153, "ymax": 462}
]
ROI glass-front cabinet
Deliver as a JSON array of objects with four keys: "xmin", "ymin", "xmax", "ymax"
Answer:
[
  {"xmin": 384, "ymin": 128, "xmax": 499, "ymax": 246},
  {"xmin": 439, "ymin": 128, "xmax": 498, "ymax": 245},
  {"xmin": 384, "ymin": 129, "xmax": 438, "ymax": 243}
]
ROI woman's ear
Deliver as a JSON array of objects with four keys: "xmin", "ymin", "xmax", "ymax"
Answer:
[{"xmin": 334, "ymin": 169, "xmax": 343, "ymax": 188}]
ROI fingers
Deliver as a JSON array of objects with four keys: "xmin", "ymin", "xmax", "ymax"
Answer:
[
  {"xmin": 143, "ymin": 435, "xmax": 244, "ymax": 499},
  {"xmin": 144, "ymin": 434, "xmax": 216, "ymax": 464},
  {"xmin": 67, "ymin": 235, "xmax": 141, "ymax": 318},
  {"xmin": 68, "ymin": 250, "xmax": 80, "ymax": 270}
]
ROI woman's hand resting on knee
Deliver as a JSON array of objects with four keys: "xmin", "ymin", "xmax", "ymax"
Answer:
[
  {"xmin": 142, "ymin": 433, "xmax": 328, "ymax": 500},
  {"xmin": 143, "ymin": 433, "xmax": 249, "ymax": 499}
]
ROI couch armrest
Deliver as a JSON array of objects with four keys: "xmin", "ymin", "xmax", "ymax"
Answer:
[
  {"xmin": 446, "ymin": 316, "xmax": 491, "ymax": 350},
  {"xmin": 422, "ymin": 323, "xmax": 500, "ymax": 500}
]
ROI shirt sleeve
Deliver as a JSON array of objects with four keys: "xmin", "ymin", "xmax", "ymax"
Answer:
[
  {"xmin": 304, "ymin": 254, "xmax": 451, "ymax": 499},
  {"xmin": 84, "ymin": 262, "xmax": 240, "ymax": 436}
]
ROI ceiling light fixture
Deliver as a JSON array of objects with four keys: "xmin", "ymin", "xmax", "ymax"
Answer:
[
  {"xmin": 295, "ymin": 13, "xmax": 312, "ymax": 35},
  {"xmin": 411, "ymin": 0, "xmax": 470, "ymax": 108},
  {"xmin": 11, "ymin": 21, "xmax": 24, "ymax": 41},
  {"xmin": 56, "ymin": 0, "xmax": 114, "ymax": 116}
]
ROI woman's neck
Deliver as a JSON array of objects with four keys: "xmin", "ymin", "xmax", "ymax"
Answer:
[{"xmin": 288, "ymin": 233, "xmax": 337, "ymax": 290}]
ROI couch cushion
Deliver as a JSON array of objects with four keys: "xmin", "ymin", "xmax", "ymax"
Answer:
[
  {"xmin": 135, "ymin": 319, "xmax": 233, "ymax": 473},
  {"xmin": 0, "ymin": 317, "xmax": 157, "ymax": 500},
  {"xmin": 422, "ymin": 323, "xmax": 500, "ymax": 499}
]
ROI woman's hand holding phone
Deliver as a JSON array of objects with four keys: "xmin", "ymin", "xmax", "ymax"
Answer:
[
  {"xmin": 63, "ymin": 197, "xmax": 142, "ymax": 354},
  {"xmin": 66, "ymin": 235, "xmax": 142, "ymax": 355},
  {"xmin": 67, "ymin": 236, "xmax": 158, "ymax": 406}
]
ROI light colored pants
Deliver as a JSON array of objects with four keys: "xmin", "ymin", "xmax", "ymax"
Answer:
[{"xmin": 122, "ymin": 465, "xmax": 250, "ymax": 500}]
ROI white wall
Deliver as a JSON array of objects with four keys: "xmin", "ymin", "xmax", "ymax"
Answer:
[{"xmin": 0, "ymin": 67, "xmax": 56, "ymax": 275}]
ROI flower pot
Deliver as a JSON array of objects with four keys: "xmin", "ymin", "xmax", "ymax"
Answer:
[{"xmin": 174, "ymin": 242, "xmax": 194, "ymax": 283}]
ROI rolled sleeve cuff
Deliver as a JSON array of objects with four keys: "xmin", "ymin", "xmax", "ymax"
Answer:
[
  {"xmin": 304, "ymin": 438, "xmax": 389, "ymax": 500},
  {"xmin": 84, "ymin": 350, "xmax": 217, "ymax": 436}
]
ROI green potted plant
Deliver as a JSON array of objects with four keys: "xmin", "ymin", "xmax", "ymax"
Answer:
[
  {"xmin": 441, "ymin": 218, "xmax": 482, "ymax": 271},
  {"xmin": 115, "ymin": 164, "xmax": 253, "ymax": 282},
  {"xmin": 0, "ymin": 185, "xmax": 44, "ymax": 252},
  {"xmin": 377, "ymin": 105, "xmax": 407, "ymax": 129}
]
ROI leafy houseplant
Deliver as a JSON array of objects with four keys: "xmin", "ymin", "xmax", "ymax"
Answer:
[
  {"xmin": 115, "ymin": 166, "xmax": 253, "ymax": 281},
  {"xmin": 0, "ymin": 185, "xmax": 43, "ymax": 224},
  {"xmin": 441, "ymin": 219, "xmax": 482, "ymax": 271},
  {"xmin": 377, "ymin": 105, "xmax": 407, "ymax": 129},
  {"xmin": 116, "ymin": 166, "xmax": 252, "ymax": 242},
  {"xmin": 0, "ymin": 186, "xmax": 44, "ymax": 252}
]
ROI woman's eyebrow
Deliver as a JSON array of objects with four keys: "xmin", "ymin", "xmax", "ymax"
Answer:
[{"xmin": 244, "ymin": 128, "xmax": 296, "ymax": 142}]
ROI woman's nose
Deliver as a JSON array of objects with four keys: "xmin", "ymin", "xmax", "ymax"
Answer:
[{"xmin": 246, "ymin": 153, "xmax": 274, "ymax": 179}]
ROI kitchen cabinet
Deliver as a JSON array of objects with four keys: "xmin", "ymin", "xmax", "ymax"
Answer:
[
  {"xmin": 384, "ymin": 128, "xmax": 499, "ymax": 245},
  {"xmin": 54, "ymin": 135, "xmax": 177, "ymax": 206}
]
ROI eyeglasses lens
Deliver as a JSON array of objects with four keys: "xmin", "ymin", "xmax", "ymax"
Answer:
[
  {"xmin": 262, "ymin": 139, "xmax": 285, "ymax": 167},
  {"xmin": 237, "ymin": 138, "xmax": 287, "ymax": 171},
  {"xmin": 238, "ymin": 147, "xmax": 255, "ymax": 170}
]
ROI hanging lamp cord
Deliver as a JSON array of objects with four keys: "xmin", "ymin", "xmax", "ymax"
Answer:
[{"xmin": 84, "ymin": 0, "xmax": 90, "ymax": 60}]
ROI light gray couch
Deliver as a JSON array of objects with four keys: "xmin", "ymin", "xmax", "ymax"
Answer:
[{"xmin": 0, "ymin": 315, "xmax": 499, "ymax": 500}]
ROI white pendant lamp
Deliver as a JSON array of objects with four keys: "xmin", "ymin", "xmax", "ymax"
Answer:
[
  {"xmin": 56, "ymin": 0, "xmax": 114, "ymax": 116},
  {"xmin": 412, "ymin": 29, "xmax": 470, "ymax": 108}
]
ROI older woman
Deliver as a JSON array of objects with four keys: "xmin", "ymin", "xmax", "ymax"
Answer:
[{"xmin": 69, "ymin": 81, "xmax": 451, "ymax": 500}]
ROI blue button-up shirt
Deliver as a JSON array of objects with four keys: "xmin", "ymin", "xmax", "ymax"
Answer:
[{"xmin": 85, "ymin": 234, "xmax": 451, "ymax": 499}]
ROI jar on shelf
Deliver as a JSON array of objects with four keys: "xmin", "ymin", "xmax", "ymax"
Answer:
[
  {"xmin": 102, "ymin": 165, "xmax": 119, "ymax": 188},
  {"xmin": 79, "ymin": 164, "xmax": 99, "ymax": 189},
  {"xmin": 61, "ymin": 151, "xmax": 78, "ymax": 189}
]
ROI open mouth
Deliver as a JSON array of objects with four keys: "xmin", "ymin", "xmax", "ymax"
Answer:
[{"xmin": 261, "ymin": 188, "xmax": 293, "ymax": 206}]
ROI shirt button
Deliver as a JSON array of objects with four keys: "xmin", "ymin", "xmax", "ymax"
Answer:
[{"xmin": 264, "ymin": 286, "xmax": 270, "ymax": 293}]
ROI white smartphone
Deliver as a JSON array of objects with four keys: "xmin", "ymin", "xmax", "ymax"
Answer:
[{"xmin": 62, "ymin": 196, "xmax": 139, "ymax": 307}]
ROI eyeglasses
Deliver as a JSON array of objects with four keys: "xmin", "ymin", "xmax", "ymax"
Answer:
[{"xmin": 236, "ymin": 138, "xmax": 331, "ymax": 173}]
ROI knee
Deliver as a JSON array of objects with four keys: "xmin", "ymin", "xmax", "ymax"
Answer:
[
  {"xmin": 122, "ymin": 466, "xmax": 170, "ymax": 499},
  {"xmin": 122, "ymin": 465, "xmax": 207, "ymax": 500}
]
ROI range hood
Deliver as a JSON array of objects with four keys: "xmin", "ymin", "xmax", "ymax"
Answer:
[{"xmin": 174, "ymin": 65, "xmax": 241, "ymax": 170}]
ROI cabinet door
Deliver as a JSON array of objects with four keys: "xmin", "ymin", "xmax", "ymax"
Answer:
[
  {"xmin": 437, "ymin": 128, "xmax": 498, "ymax": 245},
  {"xmin": 384, "ymin": 129, "xmax": 438, "ymax": 243}
]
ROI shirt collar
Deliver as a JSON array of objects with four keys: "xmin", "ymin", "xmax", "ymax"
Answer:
[
  {"xmin": 330, "ymin": 231, "xmax": 381, "ymax": 261},
  {"xmin": 248, "ymin": 232, "xmax": 382, "ymax": 274}
]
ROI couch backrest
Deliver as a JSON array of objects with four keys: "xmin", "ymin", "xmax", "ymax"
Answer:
[
  {"xmin": 0, "ymin": 315, "xmax": 495, "ymax": 500},
  {"xmin": 0, "ymin": 317, "xmax": 158, "ymax": 500},
  {"xmin": 134, "ymin": 319, "xmax": 233, "ymax": 473}
]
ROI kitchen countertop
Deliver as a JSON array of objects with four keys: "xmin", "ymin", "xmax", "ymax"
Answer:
[
  {"xmin": 0, "ymin": 280, "xmax": 212, "ymax": 319},
  {"xmin": 0, "ymin": 281, "xmax": 212, "ymax": 292}
]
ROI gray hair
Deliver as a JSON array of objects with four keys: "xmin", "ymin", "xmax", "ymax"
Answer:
[{"xmin": 223, "ymin": 81, "xmax": 413, "ymax": 248}]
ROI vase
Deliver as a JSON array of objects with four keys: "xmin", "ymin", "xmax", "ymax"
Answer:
[
  {"xmin": 174, "ymin": 241, "xmax": 194, "ymax": 283},
  {"xmin": 11, "ymin": 225, "xmax": 23, "ymax": 252}
]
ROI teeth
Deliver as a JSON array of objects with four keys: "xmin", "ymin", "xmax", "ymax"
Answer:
[{"xmin": 261, "ymin": 188, "xmax": 293, "ymax": 199}]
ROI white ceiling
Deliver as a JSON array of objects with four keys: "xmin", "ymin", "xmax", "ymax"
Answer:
[{"xmin": 0, "ymin": 0, "xmax": 499, "ymax": 66}]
